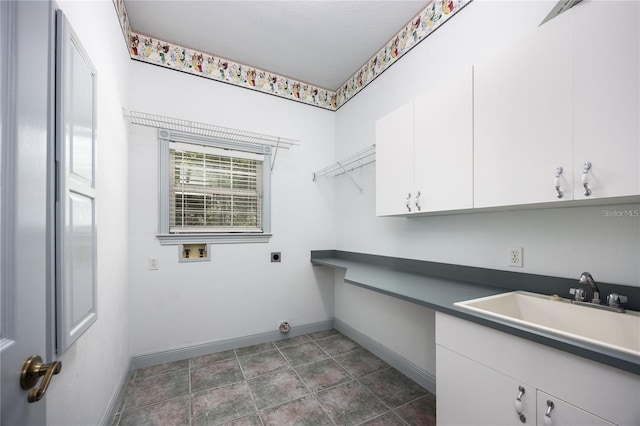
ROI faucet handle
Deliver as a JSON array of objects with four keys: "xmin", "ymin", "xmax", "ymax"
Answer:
[
  {"xmin": 569, "ymin": 288, "xmax": 585, "ymax": 302},
  {"xmin": 606, "ymin": 293, "xmax": 627, "ymax": 308}
]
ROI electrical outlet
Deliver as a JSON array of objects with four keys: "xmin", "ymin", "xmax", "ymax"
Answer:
[
  {"xmin": 508, "ymin": 247, "xmax": 523, "ymax": 267},
  {"xmin": 148, "ymin": 257, "xmax": 159, "ymax": 270}
]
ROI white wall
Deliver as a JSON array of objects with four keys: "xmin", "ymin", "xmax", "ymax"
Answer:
[
  {"xmin": 333, "ymin": 0, "xmax": 640, "ymax": 377},
  {"xmin": 46, "ymin": 1, "xmax": 131, "ymax": 425},
  {"xmin": 128, "ymin": 62, "xmax": 336, "ymax": 356}
]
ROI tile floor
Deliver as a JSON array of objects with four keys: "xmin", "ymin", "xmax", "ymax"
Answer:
[{"xmin": 112, "ymin": 329, "xmax": 436, "ymax": 426}]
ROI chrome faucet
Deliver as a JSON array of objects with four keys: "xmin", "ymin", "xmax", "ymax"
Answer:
[
  {"xmin": 570, "ymin": 272, "xmax": 627, "ymax": 313},
  {"xmin": 578, "ymin": 272, "xmax": 601, "ymax": 304}
]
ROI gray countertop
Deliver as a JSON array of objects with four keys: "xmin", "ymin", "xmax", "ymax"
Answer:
[{"xmin": 311, "ymin": 252, "xmax": 640, "ymax": 376}]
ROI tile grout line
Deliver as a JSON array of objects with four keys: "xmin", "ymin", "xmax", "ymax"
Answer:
[
  {"xmin": 281, "ymin": 332, "xmax": 381, "ymax": 425},
  {"xmin": 234, "ymin": 346, "xmax": 266, "ymax": 425},
  {"xmin": 275, "ymin": 343, "xmax": 314, "ymax": 397},
  {"xmin": 316, "ymin": 345, "xmax": 351, "ymax": 426},
  {"xmin": 317, "ymin": 334, "xmax": 360, "ymax": 426},
  {"xmin": 119, "ymin": 395, "xmax": 192, "ymax": 414},
  {"xmin": 273, "ymin": 338, "xmax": 341, "ymax": 425},
  {"xmin": 353, "ymin": 368, "xmax": 430, "ymax": 426},
  {"xmin": 342, "ymin": 338, "xmax": 402, "ymax": 424},
  {"xmin": 395, "ymin": 393, "xmax": 432, "ymax": 409},
  {"xmin": 388, "ymin": 393, "xmax": 432, "ymax": 426},
  {"xmin": 252, "ymin": 340, "xmax": 313, "ymax": 423},
  {"xmin": 243, "ymin": 368, "xmax": 265, "ymax": 423},
  {"xmin": 120, "ymin": 369, "xmax": 190, "ymax": 407},
  {"xmin": 354, "ymin": 374, "xmax": 410, "ymax": 426},
  {"xmin": 311, "ymin": 393, "xmax": 339, "ymax": 426}
]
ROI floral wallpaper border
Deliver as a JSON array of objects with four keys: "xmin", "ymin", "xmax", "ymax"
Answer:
[
  {"xmin": 335, "ymin": 0, "xmax": 471, "ymax": 108},
  {"xmin": 113, "ymin": 0, "xmax": 471, "ymax": 111}
]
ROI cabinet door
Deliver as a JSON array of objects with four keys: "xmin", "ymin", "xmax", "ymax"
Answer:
[
  {"xmin": 536, "ymin": 391, "xmax": 614, "ymax": 426},
  {"xmin": 572, "ymin": 0, "xmax": 639, "ymax": 199},
  {"xmin": 375, "ymin": 102, "xmax": 415, "ymax": 216},
  {"xmin": 414, "ymin": 68, "xmax": 473, "ymax": 212},
  {"xmin": 474, "ymin": 13, "xmax": 573, "ymax": 208},
  {"xmin": 436, "ymin": 345, "xmax": 535, "ymax": 426}
]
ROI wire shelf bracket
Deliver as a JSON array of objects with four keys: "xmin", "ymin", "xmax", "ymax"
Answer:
[
  {"xmin": 312, "ymin": 144, "xmax": 376, "ymax": 193},
  {"xmin": 124, "ymin": 109, "xmax": 299, "ymax": 170}
]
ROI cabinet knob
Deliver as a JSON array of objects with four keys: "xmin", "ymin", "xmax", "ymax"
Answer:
[
  {"xmin": 544, "ymin": 400, "xmax": 555, "ymax": 426},
  {"xmin": 415, "ymin": 191, "xmax": 421, "ymax": 211},
  {"xmin": 515, "ymin": 386, "xmax": 527, "ymax": 423},
  {"xmin": 406, "ymin": 193, "xmax": 412, "ymax": 212},
  {"xmin": 554, "ymin": 167, "xmax": 564, "ymax": 199},
  {"xmin": 582, "ymin": 162, "xmax": 592, "ymax": 196}
]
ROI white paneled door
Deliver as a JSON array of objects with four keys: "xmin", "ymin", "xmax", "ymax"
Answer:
[{"xmin": 1, "ymin": 1, "xmax": 53, "ymax": 424}]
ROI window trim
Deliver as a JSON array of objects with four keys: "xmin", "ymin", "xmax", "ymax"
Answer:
[{"xmin": 157, "ymin": 129, "xmax": 272, "ymax": 244}]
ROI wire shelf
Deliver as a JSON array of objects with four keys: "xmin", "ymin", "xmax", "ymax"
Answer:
[
  {"xmin": 124, "ymin": 110, "xmax": 299, "ymax": 149},
  {"xmin": 313, "ymin": 144, "xmax": 376, "ymax": 180}
]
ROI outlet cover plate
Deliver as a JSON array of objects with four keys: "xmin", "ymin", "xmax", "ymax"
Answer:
[
  {"xmin": 508, "ymin": 247, "xmax": 523, "ymax": 267},
  {"xmin": 148, "ymin": 257, "xmax": 159, "ymax": 270}
]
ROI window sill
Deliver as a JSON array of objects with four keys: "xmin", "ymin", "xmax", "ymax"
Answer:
[{"xmin": 157, "ymin": 233, "xmax": 272, "ymax": 245}]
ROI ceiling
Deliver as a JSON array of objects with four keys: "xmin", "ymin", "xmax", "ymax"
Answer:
[{"xmin": 124, "ymin": 0, "xmax": 429, "ymax": 91}]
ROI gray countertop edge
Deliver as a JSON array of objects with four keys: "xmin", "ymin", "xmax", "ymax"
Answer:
[{"xmin": 310, "ymin": 254, "xmax": 640, "ymax": 376}]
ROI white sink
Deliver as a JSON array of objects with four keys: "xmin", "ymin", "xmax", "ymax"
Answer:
[{"xmin": 454, "ymin": 291, "xmax": 640, "ymax": 357}]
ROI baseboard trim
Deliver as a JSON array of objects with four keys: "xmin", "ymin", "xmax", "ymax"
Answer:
[
  {"xmin": 100, "ymin": 366, "xmax": 130, "ymax": 426},
  {"xmin": 130, "ymin": 319, "xmax": 334, "ymax": 370},
  {"xmin": 334, "ymin": 318, "xmax": 436, "ymax": 394}
]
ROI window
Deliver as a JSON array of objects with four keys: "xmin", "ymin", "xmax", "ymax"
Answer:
[
  {"xmin": 157, "ymin": 130, "xmax": 271, "ymax": 244},
  {"xmin": 169, "ymin": 142, "xmax": 263, "ymax": 232}
]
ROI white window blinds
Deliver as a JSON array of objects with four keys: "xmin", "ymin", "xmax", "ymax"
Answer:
[{"xmin": 169, "ymin": 142, "xmax": 263, "ymax": 233}]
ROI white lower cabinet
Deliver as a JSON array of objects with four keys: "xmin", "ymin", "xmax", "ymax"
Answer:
[
  {"xmin": 437, "ymin": 345, "xmax": 535, "ymax": 426},
  {"xmin": 437, "ymin": 345, "xmax": 615, "ymax": 426},
  {"xmin": 436, "ymin": 312, "xmax": 640, "ymax": 426}
]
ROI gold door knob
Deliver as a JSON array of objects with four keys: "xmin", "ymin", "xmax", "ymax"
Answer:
[{"xmin": 20, "ymin": 355, "xmax": 62, "ymax": 403}]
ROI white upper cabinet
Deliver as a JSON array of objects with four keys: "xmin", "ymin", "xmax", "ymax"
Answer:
[
  {"xmin": 376, "ymin": 0, "xmax": 638, "ymax": 215},
  {"xmin": 474, "ymin": 12, "xmax": 573, "ymax": 208},
  {"xmin": 375, "ymin": 102, "xmax": 415, "ymax": 216},
  {"xmin": 376, "ymin": 67, "xmax": 473, "ymax": 216},
  {"xmin": 414, "ymin": 68, "xmax": 473, "ymax": 212},
  {"xmin": 572, "ymin": 0, "xmax": 639, "ymax": 200},
  {"xmin": 475, "ymin": 0, "xmax": 639, "ymax": 208}
]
